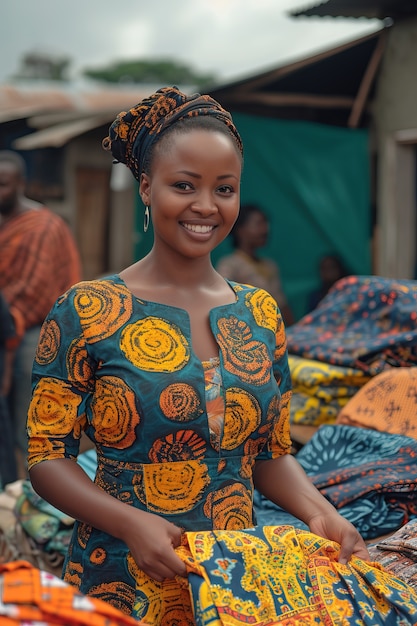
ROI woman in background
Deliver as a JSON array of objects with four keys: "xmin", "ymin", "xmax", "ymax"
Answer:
[{"xmin": 217, "ymin": 203, "xmax": 294, "ymax": 326}]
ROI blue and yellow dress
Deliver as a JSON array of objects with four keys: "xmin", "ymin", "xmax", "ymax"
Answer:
[{"xmin": 27, "ymin": 275, "xmax": 292, "ymax": 620}]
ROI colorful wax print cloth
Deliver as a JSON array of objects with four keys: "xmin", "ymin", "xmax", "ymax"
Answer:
[
  {"xmin": 286, "ymin": 275, "xmax": 417, "ymax": 375},
  {"xmin": 368, "ymin": 519, "xmax": 417, "ymax": 590},
  {"xmin": 178, "ymin": 526, "xmax": 417, "ymax": 626},
  {"xmin": 288, "ymin": 354, "xmax": 370, "ymax": 425},
  {"xmin": 337, "ymin": 366, "xmax": 417, "ymax": 439},
  {"xmin": 0, "ymin": 559, "xmax": 144, "ymax": 626},
  {"xmin": 27, "ymin": 275, "xmax": 292, "ymax": 618}
]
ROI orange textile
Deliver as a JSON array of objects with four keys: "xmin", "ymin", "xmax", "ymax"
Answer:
[
  {"xmin": 0, "ymin": 208, "xmax": 81, "ymax": 339},
  {"xmin": 336, "ymin": 367, "xmax": 417, "ymax": 439},
  {"xmin": 0, "ymin": 559, "xmax": 143, "ymax": 626}
]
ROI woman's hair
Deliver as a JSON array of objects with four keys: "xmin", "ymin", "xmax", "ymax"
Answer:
[
  {"xmin": 103, "ymin": 86, "xmax": 243, "ymax": 181},
  {"xmin": 230, "ymin": 203, "xmax": 267, "ymax": 248}
]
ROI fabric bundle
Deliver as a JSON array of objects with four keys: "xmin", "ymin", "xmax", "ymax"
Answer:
[
  {"xmin": 337, "ymin": 366, "xmax": 417, "ymax": 439},
  {"xmin": 288, "ymin": 354, "xmax": 370, "ymax": 425},
  {"xmin": 287, "ymin": 275, "xmax": 417, "ymax": 375},
  {"xmin": 178, "ymin": 526, "xmax": 417, "ymax": 626},
  {"xmin": 0, "ymin": 560, "xmax": 143, "ymax": 626}
]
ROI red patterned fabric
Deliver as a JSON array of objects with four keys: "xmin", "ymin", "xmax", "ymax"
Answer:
[{"xmin": 0, "ymin": 208, "xmax": 81, "ymax": 340}]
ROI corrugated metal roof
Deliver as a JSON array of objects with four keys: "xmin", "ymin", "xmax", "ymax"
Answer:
[
  {"xmin": 13, "ymin": 114, "xmax": 114, "ymax": 149},
  {"xmin": 290, "ymin": 0, "xmax": 417, "ymax": 19},
  {"xmin": 0, "ymin": 82, "xmax": 154, "ymax": 123},
  {"xmin": 0, "ymin": 82, "xmax": 198, "ymax": 149}
]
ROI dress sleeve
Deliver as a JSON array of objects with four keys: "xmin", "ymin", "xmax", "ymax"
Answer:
[
  {"xmin": 27, "ymin": 288, "xmax": 94, "ymax": 469},
  {"xmin": 257, "ymin": 306, "xmax": 293, "ymax": 461}
]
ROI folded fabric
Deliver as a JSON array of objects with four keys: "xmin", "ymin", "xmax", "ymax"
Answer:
[
  {"xmin": 14, "ymin": 493, "xmax": 60, "ymax": 545},
  {"xmin": 0, "ymin": 559, "xmax": 142, "ymax": 625},
  {"xmin": 296, "ymin": 424, "xmax": 417, "ymax": 538},
  {"xmin": 178, "ymin": 526, "xmax": 417, "ymax": 625},
  {"xmin": 337, "ymin": 366, "xmax": 417, "ymax": 439},
  {"xmin": 286, "ymin": 275, "xmax": 417, "ymax": 374},
  {"xmin": 367, "ymin": 519, "xmax": 417, "ymax": 590},
  {"xmin": 255, "ymin": 424, "xmax": 417, "ymax": 539},
  {"xmin": 289, "ymin": 354, "xmax": 370, "ymax": 425}
]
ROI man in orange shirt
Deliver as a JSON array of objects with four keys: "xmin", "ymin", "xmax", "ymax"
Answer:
[{"xmin": 0, "ymin": 150, "xmax": 81, "ymax": 475}]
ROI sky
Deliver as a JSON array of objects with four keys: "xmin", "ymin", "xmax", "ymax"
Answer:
[{"xmin": 1, "ymin": 0, "xmax": 382, "ymax": 86}]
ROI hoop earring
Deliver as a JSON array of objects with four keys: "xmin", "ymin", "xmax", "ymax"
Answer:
[{"xmin": 143, "ymin": 206, "xmax": 150, "ymax": 233}]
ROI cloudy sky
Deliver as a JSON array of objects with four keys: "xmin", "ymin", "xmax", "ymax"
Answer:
[{"xmin": 1, "ymin": 0, "xmax": 381, "ymax": 85}]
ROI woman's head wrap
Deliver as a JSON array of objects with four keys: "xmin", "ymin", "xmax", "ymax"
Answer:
[{"xmin": 102, "ymin": 86, "xmax": 243, "ymax": 181}]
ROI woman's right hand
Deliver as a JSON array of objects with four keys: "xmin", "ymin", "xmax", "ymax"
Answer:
[{"xmin": 123, "ymin": 510, "xmax": 187, "ymax": 581}]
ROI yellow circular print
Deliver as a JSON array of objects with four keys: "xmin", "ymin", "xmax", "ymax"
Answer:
[
  {"xmin": 245, "ymin": 289, "xmax": 277, "ymax": 333},
  {"xmin": 134, "ymin": 460, "xmax": 209, "ymax": 514},
  {"xmin": 274, "ymin": 315, "xmax": 287, "ymax": 361},
  {"xmin": 120, "ymin": 317, "xmax": 190, "ymax": 372},
  {"xmin": 90, "ymin": 547, "xmax": 107, "ymax": 565},
  {"xmin": 35, "ymin": 319, "xmax": 60, "ymax": 365},
  {"xmin": 73, "ymin": 280, "xmax": 133, "ymax": 343},
  {"xmin": 204, "ymin": 483, "xmax": 253, "ymax": 529},
  {"xmin": 66, "ymin": 337, "xmax": 95, "ymax": 391},
  {"xmin": 160, "ymin": 383, "xmax": 203, "ymax": 421},
  {"xmin": 87, "ymin": 580, "xmax": 135, "ymax": 615},
  {"xmin": 222, "ymin": 387, "xmax": 261, "ymax": 450},
  {"xmin": 27, "ymin": 436, "xmax": 65, "ymax": 468},
  {"xmin": 28, "ymin": 377, "xmax": 81, "ymax": 436},
  {"xmin": 91, "ymin": 376, "xmax": 139, "ymax": 449}
]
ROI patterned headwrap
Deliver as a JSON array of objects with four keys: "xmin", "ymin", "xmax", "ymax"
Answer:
[{"xmin": 102, "ymin": 86, "xmax": 243, "ymax": 181}]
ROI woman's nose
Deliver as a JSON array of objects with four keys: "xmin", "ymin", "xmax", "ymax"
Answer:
[{"xmin": 191, "ymin": 192, "xmax": 218, "ymax": 215}]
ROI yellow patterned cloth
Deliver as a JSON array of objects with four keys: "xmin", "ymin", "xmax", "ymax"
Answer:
[
  {"xmin": 178, "ymin": 526, "xmax": 417, "ymax": 626},
  {"xmin": 289, "ymin": 355, "xmax": 371, "ymax": 425}
]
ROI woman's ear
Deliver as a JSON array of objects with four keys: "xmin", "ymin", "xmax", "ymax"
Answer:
[{"xmin": 139, "ymin": 173, "xmax": 150, "ymax": 206}]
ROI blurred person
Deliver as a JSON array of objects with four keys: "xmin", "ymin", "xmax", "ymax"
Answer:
[
  {"xmin": 0, "ymin": 150, "xmax": 81, "ymax": 476},
  {"xmin": 307, "ymin": 253, "xmax": 349, "ymax": 311},
  {"xmin": 0, "ymin": 290, "xmax": 18, "ymax": 488},
  {"xmin": 216, "ymin": 203, "xmax": 294, "ymax": 326}
]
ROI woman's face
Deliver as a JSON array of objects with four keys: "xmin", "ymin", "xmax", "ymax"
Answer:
[
  {"xmin": 238, "ymin": 211, "xmax": 269, "ymax": 249},
  {"xmin": 140, "ymin": 129, "xmax": 241, "ymax": 259}
]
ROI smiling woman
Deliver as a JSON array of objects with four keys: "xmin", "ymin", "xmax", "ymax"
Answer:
[{"xmin": 26, "ymin": 86, "xmax": 417, "ymax": 626}]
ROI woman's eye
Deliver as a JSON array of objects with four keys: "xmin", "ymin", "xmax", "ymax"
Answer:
[
  {"xmin": 174, "ymin": 182, "xmax": 193, "ymax": 191},
  {"xmin": 218, "ymin": 185, "xmax": 234, "ymax": 194}
]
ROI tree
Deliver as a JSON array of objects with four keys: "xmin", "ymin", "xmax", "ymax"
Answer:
[
  {"xmin": 82, "ymin": 59, "xmax": 217, "ymax": 88},
  {"xmin": 13, "ymin": 52, "xmax": 71, "ymax": 81}
]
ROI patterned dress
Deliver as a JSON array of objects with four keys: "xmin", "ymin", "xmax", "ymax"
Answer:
[{"xmin": 27, "ymin": 275, "xmax": 292, "ymax": 621}]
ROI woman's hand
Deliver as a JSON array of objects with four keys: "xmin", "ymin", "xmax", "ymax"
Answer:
[
  {"xmin": 123, "ymin": 510, "xmax": 187, "ymax": 581},
  {"xmin": 308, "ymin": 512, "xmax": 370, "ymax": 563}
]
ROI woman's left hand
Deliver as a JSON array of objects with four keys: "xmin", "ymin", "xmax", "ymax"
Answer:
[{"xmin": 308, "ymin": 512, "xmax": 370, "ymax": 564}]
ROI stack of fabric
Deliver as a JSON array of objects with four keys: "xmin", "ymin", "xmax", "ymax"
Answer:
[{"xmin": 286, "ymin": 275, "xmax": 417, "ymax": 426}]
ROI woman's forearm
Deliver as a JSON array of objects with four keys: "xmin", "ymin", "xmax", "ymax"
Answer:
[
  {"xmin": 29, "ymin": 458, "xmax": 143, "ymax": 541},
  {"xmin": 253, "ymin": 454, "xmax": 336, "ymax": 524}
]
